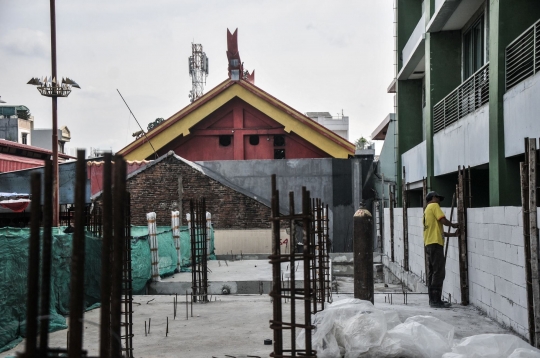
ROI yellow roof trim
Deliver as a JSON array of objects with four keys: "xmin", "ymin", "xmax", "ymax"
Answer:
[{"xmin": 121, "ymin": 82, "xmax": 353, "ymax": 160}]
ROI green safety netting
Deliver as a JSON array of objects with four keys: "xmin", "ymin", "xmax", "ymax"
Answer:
[{"xmin": 0, "ymin": 225, "xmax": 214, "ymax": 353}]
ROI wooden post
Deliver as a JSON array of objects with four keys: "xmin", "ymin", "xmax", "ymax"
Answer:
[
  {"xmin": 390, "ymin": 186, "xmax": 395, "ymax": 262},
  {"xmin": 402, "ymin": 167, "xmax": 409, "ymax": 271},
  {"xmin": 528, "ymin": 138, "xmax": 540, "ymax": 347},
  {"xmin": 521, "ymin": 147, "xmax": 535, "ymax": 345},
  {"xmin": 353, "ymin": 206, "xmax": 374, "ymax": 303},
  {"xmin": 457, "ymin": 166, "xmax": 469, "ymax": 305}
]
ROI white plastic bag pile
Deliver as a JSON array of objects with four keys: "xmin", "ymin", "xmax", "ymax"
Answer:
[{"xmin": 297, "ymin": 298, "xmax": 540, "ymax": 358}]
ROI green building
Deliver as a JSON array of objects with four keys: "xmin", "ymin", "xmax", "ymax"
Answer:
[{"xmin": 374, "ymin": 0, "xmax": 540, "ymax": 207}]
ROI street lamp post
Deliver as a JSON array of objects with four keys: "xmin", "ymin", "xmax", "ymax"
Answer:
[{"xmin": 27, "ymin": 0, "xmax": 79, "ymax": 227}]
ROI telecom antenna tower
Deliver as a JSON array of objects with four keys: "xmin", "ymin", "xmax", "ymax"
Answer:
[{"xmin": 188, "ymin": 43, "xmax": 209, "ymax": 103}]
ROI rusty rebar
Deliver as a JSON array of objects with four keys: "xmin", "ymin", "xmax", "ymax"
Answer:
[
  {"xmin": 111, "ymin": 155, "xmax": 126, "ymax": 357},
  {"xmin": 402, "ymin": 167, "xmax": 409, "ymax": 271},
  {"xmin": 301, "ymin": 187, "xmax": 314, "ymax": 356},
  {"xmin": 100, "ymin": 153, "xmax": 113, "ymax": 357},
  {"xmin": 25, "ymin": 172, "xmax": 41, "ymax": 357},
  {"xmin": 122, "ymin": 191, "xmax": 134, "ymax": 357},
  {"xmin": 68, "ymin": 150, "xmax": 87, "ymax": 358},
  {"xmin": 289, "ymin": 191, "xmax": 296, "ymax": 356},
  {"xmin": 389, "ymin": 188, "xmax": 395, "ymax": 262},
  {"xmin": 190, "ymin": 198, "xmax": 209, "ymax": 303},
  {"xmin": 269, "ymin": 179, "xmax": 316, "ymax": 357},
  {"xmin": 39, "ymin": 159, "xmax": 53, "ymax": 355},
  {"xmin": 269, "ymin": 174, "xmax": 283, "ymax": 356}
]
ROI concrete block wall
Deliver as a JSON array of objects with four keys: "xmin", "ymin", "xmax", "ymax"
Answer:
[
  {"xmin": 459, "ymin": 207, "xmax": 528, "ymax": 338},
  {"xmin": 383, "ymin": 206, "xmax": 533, "ymax": 339}
]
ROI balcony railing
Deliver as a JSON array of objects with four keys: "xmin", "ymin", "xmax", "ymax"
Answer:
[
  {"xmin": 506, "ymin": 19, "xmax": 540, "ymax": 90},
  {"xmin": 433, "ymin": 63, "xmax": 489, "ymax": 133}
]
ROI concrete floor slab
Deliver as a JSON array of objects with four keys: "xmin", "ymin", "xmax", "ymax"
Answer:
[{"xmin": 1, "ymin": 292, "xmax": 519, "ymax": 358}]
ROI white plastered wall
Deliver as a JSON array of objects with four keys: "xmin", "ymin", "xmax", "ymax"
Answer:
[{"xmin": 213, "ymin": 229, "xmax": 289, "ymax": 255}]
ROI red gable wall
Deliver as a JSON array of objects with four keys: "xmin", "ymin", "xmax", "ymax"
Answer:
[{"xmin": 158, "ymin": 98, "xmax": 330, "ymax": 161}]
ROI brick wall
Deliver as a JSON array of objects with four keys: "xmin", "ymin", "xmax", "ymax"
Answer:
[
  {"xmin": 383, "ymin": 206, "xmax": 532, "ymax": 338},
  {"xmin": 99, "ymin": 156, "xmax": 271, "ymax": 229}
]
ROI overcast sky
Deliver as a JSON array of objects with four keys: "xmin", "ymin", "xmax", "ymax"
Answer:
[{"xmin": 0, "ymin": 1, "xmax": 394, "ymax": 155}]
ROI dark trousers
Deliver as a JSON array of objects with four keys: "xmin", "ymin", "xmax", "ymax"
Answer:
[{"xmin": 426, "ymin": 243, "xmax": 445, "ymax": 290}]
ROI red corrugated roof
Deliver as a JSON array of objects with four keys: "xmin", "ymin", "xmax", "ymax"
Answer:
[
  {"xmin": 0, "ymin": 153, "xmax": 45, "ymax": 173},
  {"xmin": 0, "ymin": 139, "xmax": 75, "ymax": 160}
]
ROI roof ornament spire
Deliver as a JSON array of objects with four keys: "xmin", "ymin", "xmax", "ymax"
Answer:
[{"xmin": 226, "ymin": 29, "xmax": 255, "ymax": 84}]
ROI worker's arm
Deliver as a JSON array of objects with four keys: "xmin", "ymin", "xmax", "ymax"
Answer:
[
  {"xmin": 439, "ymin": 216, "xmax": 459, "ymax": 229},
  {"xmin": 444, "ymin": 229, "xmax": 460, "ymax": 237}
]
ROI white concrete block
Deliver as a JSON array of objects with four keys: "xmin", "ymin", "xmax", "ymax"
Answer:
[
  {"xmin": 500, "ymin": 312, "xmax": 511, "ymax": 328},
  {"xmin": 517, "ymin": 246, "xmax": 525, "ymax": 267},
  {"xmin": 511, "ymin": 225, "xmax": 525, "ymax": 247},
  {"xmin": 504, "ymin": 207, "xmax": 520, "ymax": 226},
  {"xmin": 469, "ymin": 266, "xmax": 479, "ymax": 284},
  {"xmin": 517, "ymin": 283, "xmax": 528, "ymax": 307},
  {"xmin": 491, "ymin": 294, "xmax": 502, "ymax": 312},
  {"xmin": 467, "ymin": 223, "xmax": 477, "ymax": 239},
  {"xmin": 512, "ymin": 264, "xmax": 527, "ymax": 288},
  {"xmin": 508, "ymin": 245, "xmax": 520, "ymax": 266},
  {"xmin": 492, "ymin": 207, "xmax": 506, "ymax": 225},
  {"xmin": 481, "ymin": 271, "xmax": 495, "ymax": 291},
  {"xmin": 496, "ymin": 260, "xmax": 514, "ymax": 281},
  {"xmin": 494, "ymin": 276, "xmax": 510, "ymax": 299},
  {"xmin": 484, "ymin": 239, "xmax": 494, "ymax": 258},
  {"xmin": 513, "ymin": 305, "xmax": 528, "ymax": 328},
  {"xmin": 488, "ymin": 224, "xmax": 501, "ymax": 242},
  {"xmin": 469, "ymin": 252, "xmax": 479, "ymax": 270},
  {"xmin": 494, "ymin": 241, "xmax": 506, "ymax": 261},
  {"xmin": 484, "ymin": 208, "xmax": 493, "ymax": 224},
  {"xmin": 499, "ymin": 225, "xmax": 513, "ymax": 244}
]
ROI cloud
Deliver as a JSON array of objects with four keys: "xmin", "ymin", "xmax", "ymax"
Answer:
[{"xmin": 0, "ymin": 28, "xmax": 49, "ymax": 58}]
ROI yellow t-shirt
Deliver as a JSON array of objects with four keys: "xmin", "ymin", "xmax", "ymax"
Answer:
[{"xmin": 423, "ymin": 202, "xmax": 445, "ymax": 246}]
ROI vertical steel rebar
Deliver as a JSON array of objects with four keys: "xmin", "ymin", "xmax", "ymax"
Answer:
[
  {"xmin": 269, "ymin": 174, "xmax": 283, "ymax": 357},
  {"xmin": 25, "ymin": 172, "xmax": 41, "ymax": 357},
  {"xmin": 39, "ymin": 159, "xmax": 53, "ymax": 355},
  {"xmin": 49, "ymin": 0, "xmax": 60, "ymax": 227},
  {"xmin": 301, "ymin": 187, "xmax": 314, "ymax": 356},
  {"xmin": 190, "ymin": 198, "xmax": 208, "ymax": 303},
  {"xmin": 68, "ymin": 150, "xmax": 87, "ymax": 358},
  {"xmin": 390, "ymin": 187, "xmax": 395, "ymax": 262},
  {"xmin": 123, "ymin": 192, "xmax": 134, "ymax": 357},
  {"xmin": 402, "ymin": 167, "xmax": 409, "ymax": 271},
  {"xmin": 111, "ymin": 155, "xmax": 126, "ymax": 358},
  {"xmin": 289, "ymin": 191, "xmax": 296, "ymax": 356},
  {"xmin": 100, "ymin": 153, "xmax": 113, "ymax": 358}
]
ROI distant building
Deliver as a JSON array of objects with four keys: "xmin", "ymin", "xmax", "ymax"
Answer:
[
  {"xmin": 32, "ymin": 126, "xmax": 71, "ymax": 154},
  {"xmin": 0, "ymin": 105, "xmax": 71, "ymax": 154},
  {"xmin": 118, "ymin": 81, "xmax": 354, "ymax": 161},
  {"xmin": 0, "ymin": 105, "xmax": 33, "ymax": 145},
  {"xmin": 375, "ymin": 0, "xmax": 540, "ymax": 207},
  {"xmin": 305, "ymin": 112, "xmax": 349, "ymax": 141}
]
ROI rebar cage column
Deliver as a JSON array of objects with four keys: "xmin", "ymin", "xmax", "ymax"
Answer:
[
  {"xmin": 189, "ymin": 198, "xmax": 208, "ymax": 303},
  {"xmin": 269, "ymin": 174, "xmax": 316, "ymax": 358}
]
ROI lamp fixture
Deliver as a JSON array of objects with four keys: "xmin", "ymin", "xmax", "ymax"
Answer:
[{"xmin": 27, "ymin": 76, "xmax": 80, "ymax": 98}]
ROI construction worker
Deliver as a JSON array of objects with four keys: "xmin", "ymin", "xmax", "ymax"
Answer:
[{"xmin": 423, "ymin": 191, "xmax": 459, "ymax": 308}]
